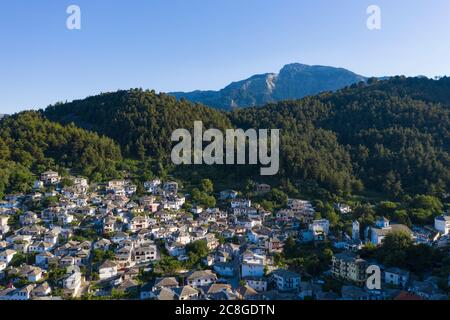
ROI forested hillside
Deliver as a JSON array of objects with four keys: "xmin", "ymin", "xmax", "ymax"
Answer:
[
  {"xmin": 0, "ymin": 76, "xmax": 445, "ymax": 199},
  {"xmin": 230, "ymin": 77, "xmax": 450, "ymax": 196},
  {"xmin": 45, "ymin": 89, "xmax": 232, "ymax": 160},
  {"xmin": 319, "ymin": 77, "xmax": 449, "ymax": 196},
  {"xmin": 0, "ymin": 112, "xmax": 123, "ymax": 197},
  {"xmin": 348, "ymin": 76, "xmax": 450, "ymax": 107}
]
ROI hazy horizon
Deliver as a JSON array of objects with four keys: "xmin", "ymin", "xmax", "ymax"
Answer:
[
  {"xmin": 0, "ymin": 62, "xmax": 442, "ymax": 115},
  {"xmin": 2, "ymin": 0, "xmax": 450, "ymax": 113}
]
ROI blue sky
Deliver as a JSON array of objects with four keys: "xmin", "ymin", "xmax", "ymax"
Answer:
[{"xmin": 1, "ymin": 0, "xmax": 450, "ymax": 114}]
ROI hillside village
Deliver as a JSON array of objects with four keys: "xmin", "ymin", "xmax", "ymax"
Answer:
[{"xmin": 0, "ymin": 171, "xmax": 449, "ymax": 301}]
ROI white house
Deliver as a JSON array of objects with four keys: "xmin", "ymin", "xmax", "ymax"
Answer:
[
  {"xmin": 115, "ymin": 246, "xmax": 134, "ymax": 269},
  {"xmin": 0, "ymin": 249, "xmax": 17, "ymax": 264},
  {"xmin": 0, "ymin": 216, "xmax": 9, "ymax": 238},
  {"xmin": 73, "ymin": 177, "xmax": 88, "ymax": 187},
  {"xmin": 165, "ymin": 242, "xmax": 186, "ymax": 257},
  {"xmin": 191, "ymin": 206, "xmax": 203, "ymax": 214},
  {"xmin": 35, "ymin": 251, "xmax": 55, "ymax": 267},
  {"xmin": 33, "ymin": 180, "xmax": 44, "ymax": 190},
  {"xmin": 44, "ymin": 230, "xmax": 59, "ymax": 245},
  {"xmin": 335, "ymin": 203, "xmax": 352, "ymax": 214},
  {"xmin": 62, "ymin": 266, "xmax": 82, "ymax": 294},
  {"xmin": 173, "ymin": 232, "xmax": 191, "ymax": 245},
  {"xmin": 352, "ymin": 220, "xmax": 360, "ymax": 242},
  {"xmin": 58, "ymin": 213, "xmax": 74, "ymax": 226},
  {"xmin": 241, "ymin": 252, "xmax": 266, "ymax": 278},
  {"xmin": 111, "ymin": 232, "xmax": 129, "ymax": 244},
  {"xmin": 144, "ymin": 179, "xmax": 161, "ymax": 194},
  {"xmin": 40, "ymin": 171, "xmax": 60, "ymax": 185},
  {"xmin": 369, "ymin": 217, "xmax": 413, "ymax": 245},
  {"xmin": 244, "ymin": 277, "xmax": 268, "ymax": 292},
  {"xmin": 32, "ymin": 282, "xmax": 52, "ymax": 297},
  {"xmin": 310, "ymin": 219, "xmax": 330, "ymax": 237},
  {"xmin": 129, "ymin": 216, "xmax": 150, "ymax": 232},
  {"xmin": 26, "ymin": 267, "xmax": 43, "ymax": 282},
  {"xmin": 163, "ymin": 181, "xmax": 179, "ymax": 194},
  {"xmin": 108, "ymin": 180, "xmax": 126, "ymax": 190},
  {"xmin": 28, "ymin": 241, "xmax": 53, "ymax": 254},
  {"xmin": 94, "ymin": 238, "xmax": 112, "ymax": 251},
  {"xmin": 134, "ymin": 245, "xmax": 159, "ymax": 264},
  {"xmin": 0, "ymin": 215, "xmax": 9, "ymax": 227},
  {"xmin": 272, "ymin": 269, "xmax": 301, "ymax": 291},
  {"xmin": 99, "ymin": 260, "xmax": 118, "ymax": 280},
  {"xmin": 238, "ymin": 218, "xmax": 261, "ymax": 230},
  {"xmin": 384, "ymin": 267, "xmax": 410, "ymax": 288},
  {"xmin": 161, "ymin": 196, "xmax": 185, "ymax": 211},
  {"xmin": 219, "ymin": 190, "xmax": 238, "ymax": 200},
  {"xmin": 213, "ymin": 262, "xmax": 235, "ymax": 277},
  {"xmin": 231, "ymin": 199, "xmax": 251, "ymax": 209},
  {"xmin": 0, "ymin": 285, "xmax": 34, "ymax": 300},
  {"xmin": 186, "ymin": 270, "xmax": 218, "ymax": 288},
  {"xmin": 434, "ymin": 215, "xmax": 450, "ymax": 235},
  {"xmin": 76, "ymin": 197, "xmax": 88, "ymax": 207}
]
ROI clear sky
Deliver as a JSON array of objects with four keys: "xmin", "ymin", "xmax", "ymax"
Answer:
[{"xmin": 1, "ymin": 0, "xmax": 450, "ymax": 114}]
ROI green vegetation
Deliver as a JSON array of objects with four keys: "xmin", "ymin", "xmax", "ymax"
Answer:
[
  {"xmin": 282, "ymin": 237, "xmax": 333, "ymax": 277},
  {"xmin": 1, "ymin": 77, "xmax": 449, "ymax": 202},
  {"xmin": 0, "ymin": 111, "xmax": 123, "ymax": 197},
  {"xmin": 92, "ymin": 249, "xmax": 116, "ymax": 265},
  {"xmin": 191, "ymin": 186, "xmax": 216, "ymax": 209},
  {"xmin": 230, "ymin": 77, "xmax": 449, "ymax": 197},
  {"xmin": 186, "ymin": 239, "xmax": 210, "ymax": 268},
  {"xmin": 44, "ymin": 89, "xmax": 232, "ymax": 160},
  {"xmin": 360, "ymin": 231, "xmax": 449, "ymax": 277},
  {"xmin": 153, "ymin": 255, "xmax": 182, "ymax": 276}
]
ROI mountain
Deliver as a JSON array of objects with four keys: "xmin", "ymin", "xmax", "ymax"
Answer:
[{"xmin": 170, "ymin": 63, "xmax": 367, "ymax": 110}]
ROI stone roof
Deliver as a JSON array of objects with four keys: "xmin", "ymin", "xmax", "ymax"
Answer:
[
  {"xmin": 156, "ymin": 287, "xmax": 177, "ymax": 300},
  {"xmin": 173, "ymin": 285, "xmax": 198, "ymax": 299},
  {"xmin": 334, "ymin": 251, "xmax": 367, "ymax": 264},
  {"xmin": 435, "ymin": 215, "xmax": 450, "ymax": 222},
  {"xmin": 385, "ymin": 267, "xmax": 410, "ymax": 277},
  {"xmin": 271, "ymin": 268, "xmax": 300, "ymax": 279},
  {"xmin": 187, "ymin": 270, "xmax": 217, "ymax": 281},
  {"xmin": 341, "ymin": 285, "xmax": 369, "ymax": 300},
  {"xmin": 237, "ymin": 285, "xmax": 258, "ymax": 297},
  {"xmin": 372, "ymin": 223, "xmax": 412, "ymax": 237},
  {"xmin": 154, "ymin": 277, "xmax": 179, "ymax": 288},
  {"xmin": 99, "ymin": 260, "xmax": 117, "ymax": 269}
]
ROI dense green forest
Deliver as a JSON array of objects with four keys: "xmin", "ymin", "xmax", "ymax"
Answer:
[
  {"xmin": 0, "ymin": 76, "xmax": 449, "ymax": 199},
  {"xmin": 44, "ymin": 89, "xmax": 232, "ymax": 159},
  {"xmin": 0, "ymin": 111, "xmax": 123, "ymax": 197},
  {"xmin": 230, "ymin": 77, "xmax": 450, "ymax": 197}
]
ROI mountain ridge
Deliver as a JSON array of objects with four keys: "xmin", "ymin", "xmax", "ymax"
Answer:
[{"xmin": 170, "ymin": 63, "xmax": 367, "ymax": 110}]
